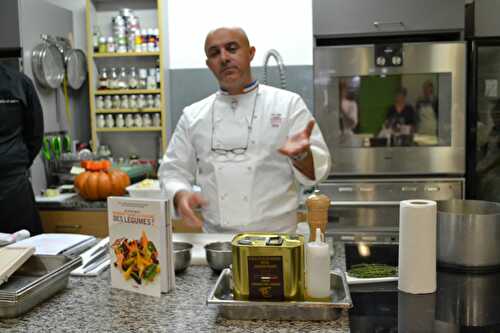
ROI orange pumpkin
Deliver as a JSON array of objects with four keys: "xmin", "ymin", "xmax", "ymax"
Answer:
[{"xmin": 74, "ymin": 162, "xmax": 130, "ymax": 201}]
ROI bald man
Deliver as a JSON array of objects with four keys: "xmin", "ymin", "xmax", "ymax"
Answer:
[{"xmin": 159, "ymin": 27, "xmax": 331, "ymax": 233}]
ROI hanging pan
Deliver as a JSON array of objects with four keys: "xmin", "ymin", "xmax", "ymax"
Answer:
[
  {"xmin": 54, "ymin": 36, "xmax": 87, "ymax": 90},
  {"xmin": 31, "ymin": 37, "xmax": 65, "ymax": 89}
]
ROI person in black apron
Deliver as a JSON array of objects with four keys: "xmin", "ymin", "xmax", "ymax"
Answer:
[{"xmin": 0, "ymin": 64, "xmax": 44, "ymax": 235}]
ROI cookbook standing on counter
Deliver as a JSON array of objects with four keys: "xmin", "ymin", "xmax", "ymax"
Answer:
[
  {"xmin": 159, "ymin": 27, "xmax": 331, "ymax": 233},
  {"xmin": 0, "ymin": 64, "xmax": 44, "ymax": 235}
]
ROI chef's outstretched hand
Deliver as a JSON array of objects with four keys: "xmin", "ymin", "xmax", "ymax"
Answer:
[
  {"xmin": 278, "ymin": 120, "xmax": 314, "ymax": 157},
  {"xmin": 174, "ymin": 191, "xmax": 207, "ymax": 228},
  {"xmin": 278, "ymin": 120, "xmax": 316, "ymax": 180}
]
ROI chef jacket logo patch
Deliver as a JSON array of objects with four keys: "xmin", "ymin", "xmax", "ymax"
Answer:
[
  {"xmin": 0, "ymin": 99, "xmax": 20, "ymax": 104},
  {"xmin": 270, "ymin": 113, "xmax": 282, "ymax": 128}
]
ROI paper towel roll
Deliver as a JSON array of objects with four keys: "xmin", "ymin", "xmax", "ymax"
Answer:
[{"xmin": 398, "ymin": 200, "xmax": 437, "ymax": 294}]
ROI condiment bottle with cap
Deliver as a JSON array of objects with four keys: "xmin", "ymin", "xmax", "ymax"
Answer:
[
  {"xmin": 305, "ymin": 228, "xmax": 331, "ymax": 300},
  {"xmin": 306, "ymin": 189, "xmax": 331, "ymax": 241}
]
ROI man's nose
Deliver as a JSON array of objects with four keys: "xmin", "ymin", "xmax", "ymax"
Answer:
[{"xmin": 220, "ymin": 49, "xmax": 230, "ymax": 63}]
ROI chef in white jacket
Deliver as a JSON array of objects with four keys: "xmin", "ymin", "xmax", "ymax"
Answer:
[{"xmin": 159, "ymin": 27, "xmax": 331, "ymax": 233}]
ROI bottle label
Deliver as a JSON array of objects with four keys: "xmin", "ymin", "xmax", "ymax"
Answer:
[{"xmin": 248, "ymin": 256, "xmax": 284, "ymax": 301}]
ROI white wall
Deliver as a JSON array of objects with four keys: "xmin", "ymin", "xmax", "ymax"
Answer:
[{"xmin": 165, "ymin": 0, "xmax": 313, "ymax": 69}]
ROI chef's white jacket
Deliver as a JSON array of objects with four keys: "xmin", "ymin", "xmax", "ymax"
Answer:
[{"xmin": 159, "ymin": 84, "xmax": 331, "ymax": 233}]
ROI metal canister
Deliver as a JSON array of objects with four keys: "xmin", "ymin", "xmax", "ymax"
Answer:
[
  {"xmin": 306, "ymin": 190, "xmax": 331, "ymax": 240},
  {"xmin": 232, "ymin": 233, "xmax": 305, "ymax": 301}
]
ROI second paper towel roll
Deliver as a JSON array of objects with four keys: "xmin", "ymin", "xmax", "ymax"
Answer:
[{"xmin": 398, "ymin": 200, "xmax": 437, "ymax": 294}]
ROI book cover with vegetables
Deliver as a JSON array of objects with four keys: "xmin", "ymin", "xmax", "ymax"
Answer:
[{"xmin": 107, "ymin": 197, "xmax": 175, "ymax": 297}]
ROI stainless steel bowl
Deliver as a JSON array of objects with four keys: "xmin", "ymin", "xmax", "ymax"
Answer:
[
  {"xmin": 174, "ymin": 242, "xmax": 193, "ymax": 273},
  {"xmin": 437, "ymin": 199, "xmax": 500, "ymax": 271},
  {"xmin": 205, "ymin": 242, "xmax": 232, "ymax": 272}
]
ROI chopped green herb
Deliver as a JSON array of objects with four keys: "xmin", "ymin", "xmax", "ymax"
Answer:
[{"xmin": 348, "ymin": 263, "xmax": 398, "ymax": 278}]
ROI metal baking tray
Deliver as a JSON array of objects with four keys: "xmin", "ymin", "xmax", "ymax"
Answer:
[
  {"xmin": 0, "ymin": 255, "xmax": 81, "ymax": 318},
  {"xmin": 207, "ymin": 268, "xmax": 353, "ymax": 321}
]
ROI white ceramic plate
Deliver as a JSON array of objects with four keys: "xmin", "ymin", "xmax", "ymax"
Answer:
[{"xmin": 346, "ymin": 272, "xmax": 398, "ymax": 285}]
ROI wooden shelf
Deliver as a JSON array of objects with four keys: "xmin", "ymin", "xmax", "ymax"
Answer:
[
  {"xmin": 96, "ymin": 127, "xmax": 162, "ymax": 132},
  {"xmin": 94, "ymin": 89, "xmax": 161, "ymax": 95},
  {"xmin": 95, "ymin": 108, "xmax": 161, "ymax": 113},
  {"xmin": 93, "ymin": 51, "xmax": 160, "ymax": 58}
]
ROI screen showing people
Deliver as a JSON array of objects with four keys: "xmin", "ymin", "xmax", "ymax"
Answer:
[{"xmin": 337, "ymin": 73, "xmax": 451, "ymax": 147}]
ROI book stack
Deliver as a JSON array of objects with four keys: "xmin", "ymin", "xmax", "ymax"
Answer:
[{"xmin": 107, "ymin": 197, "xmax": 175, "ymax": 297}]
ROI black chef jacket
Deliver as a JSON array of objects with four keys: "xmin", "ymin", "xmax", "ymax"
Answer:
[{"xmin": 0, "ymin": 64, "xmax": 44, "ymax": 235}]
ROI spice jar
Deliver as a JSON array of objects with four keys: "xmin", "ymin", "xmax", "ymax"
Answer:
[
  {"xmin": 154, "ymin": 94, "xmax": 161, "ymax": 108},
  {"xmin": 105, "ymin": 114, "xmax": 115, "ymax": 128},
  {"xmin": 134, "ymin": 114, "xmax": 143, "ymax": 127},
  {"xmin": 137, "ymin": 94, "xmax": 146, "ymax": 108},
  {"xmin": 104, "ymin": 95, "xmax": 113, "ymax": 109},
  {"xmin": 116, "ymin": 114, "xmax": 125, "ymax": 127},
  {"xmin": 305, "ymin": 190, "xmax": 331, "ymax": 241},
  {"xmin": 112, "ymin": 95, "xmax": 121, "ymax": 109},
  {"xmin": 98, "ymin": 36, "xmax": 107, "ymax": 53},
  {"xmin": 109, "ymin": 67, "xmax": 118, "ymax": 89},
  {"xmin": 120, "ymin": 95, "xmax": 129, "ymax": 109},
  {"xmin": 96, "ymin": 114, "xmax": 105, "ymax": 128},
  {"xmin": 142, "ymin": 113, "xmax": 152, "ymax": 127},
  {"xmin": 152, "ymin": 113, "xmax": 161, "ymax": 127},
  {"xmin": 129, "ymin": 95, "xmax": 138, "ymax": 109},
  {"xmin": 125, "ymin": 114, "xmax": 134, "ymax": 127},
  {"xmin": 95, "ymin": 96, "xmax": 104, "ymax": 109},
  {"xmin": 117, "ymin": 67, "xmax": 128, "ymax": 89},
  {"xmin": 98, "ymin": 68, "xmax": 109, "ymax": 90},
  {"xmin": 107, "ymin": 36, "xmax": 116, "ymax": 53},
  {"xmin": 146, "ymin": 95, "xmax": 154, "ymax": 108},
  {"xmin": 146, "ymin": 69, "xmax": 156, "ymax": 90},
  {"xmin": 138, "ymin": 68, "xmax": 147, "ymax": 89}
]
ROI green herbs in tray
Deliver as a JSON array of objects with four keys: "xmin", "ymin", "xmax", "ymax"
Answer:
[{"xmin": 348, "ymin": 263, "xmax": 398, "ymax": 278}]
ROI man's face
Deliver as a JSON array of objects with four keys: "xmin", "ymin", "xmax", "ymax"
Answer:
[{"xmin": 205, "ymin": 28, "xmax": 255, "ymax": 92}]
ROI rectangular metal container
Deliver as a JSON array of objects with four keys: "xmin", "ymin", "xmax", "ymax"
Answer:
[
  {"xmin": 0, "ymin": 255, "xmax": 82, "ymax": 318},
  {"xmin": 232, "ymin": 233, "xmax": 304, "ymax": 301},
  {"xmin": 207, "ymin": 268, "xmax": 352, "ymax": 321}
]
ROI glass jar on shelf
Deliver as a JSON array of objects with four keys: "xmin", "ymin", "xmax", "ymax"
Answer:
[
  {"xmin": 152, "ymin": 113, "xmax": 161, "ymax": 127},
  {"xmin": 134, "ymin": 114, "xmax": 143, "ymax": 127},
  {"xmin": 104, "ymin": 95, "xmax": 113, "ymax": 109},
  {"xmin": 129, "ymin": 94, "xmax": 138, "ymax": 109},
  {"xmin": 128, "ymin": 67, "xmax": 138, "ymax": 89},
  {"xmin": 112, "ymin": 95, "xmax": 121, "ymax": 109},
  {"xmin": 106, "ymin": 114, "xmax": 115, "ymax": 128},
  {"xmin": 154, "ymin": 94, "xmax": 161, "ymax": 108},
  {"xmin": 117, "ymin": 67, "xmax": 128, "ymax": 89},
  {"xmin": 146, "ymin": 95, "xmax": 154, "ymax": 108},
  {"xmin": 98, "ymin": 36, "xmax": 107, "ymax": 53},
  {"xmin": 120, "ymin": 95, "xmax": 129, "ymax": 109},
  {"xmin": 142, "ymin": 113, "xmax": 152, "ymax": 127},
  {"xmin": 125, "ymin": 114, "xmax": 134, "ymax": 127},
  {"xmin": 98, "ymin": 68, "xmax": 109, "ymax": 90},
  {"xmin": 147, "ymin": 69, "xmax": 156, "ymax": 90},
  {"xmin": 109, "ymin": 67, "xmax": 118, "ymax": 89},
  {"xmin": 95, "ymin": 96, "xmax": 104, "ymax": 109},
  {"xmin": 138, "ymin": 68, "xmax": 147, "ymax": 89},
  {"xmin": 107, "ymin": 36, "xmax": 116, "ymax": 53},
  {"xmin": 116, "ymin": 114, "xmax": 125, "ymax": 128},
  {"xmin": 96, "ymin": 114, "xmax": 105, "ymax": 128},
  {"xmin": 137, "ymin": 94, "xmax": 146, "ymax": 108}
]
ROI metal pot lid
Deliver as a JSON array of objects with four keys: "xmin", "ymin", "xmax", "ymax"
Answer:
[{"xmin": 66, "ymin": 49, "xmax": 87, "ymax": 90}]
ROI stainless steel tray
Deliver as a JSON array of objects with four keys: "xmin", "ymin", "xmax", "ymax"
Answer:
[
  {"xmin": 0, "ymin": 255, "xmax": 82, "ymax": 318},
  {"xmin": 207, "ymin": 268, "xmax": 353, "ymax": 321}
]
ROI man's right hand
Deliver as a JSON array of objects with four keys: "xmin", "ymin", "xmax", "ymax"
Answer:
[{"xmin": 174, "ymin": 191, "xmax": 207, "ymax": 228}]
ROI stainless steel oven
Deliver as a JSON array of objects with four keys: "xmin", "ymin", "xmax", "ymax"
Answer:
[{"xmin": 314, "ymin": 42, "xmax": 466, "ymax": 176}]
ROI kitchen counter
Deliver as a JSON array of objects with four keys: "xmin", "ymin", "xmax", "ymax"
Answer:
[
  {"xmin": 36, "ymin": 194, "xmax": 106, "ymax": 210},
  {"xmin": 0, "ymin": 244, "xmax": 350, "ymax": 333}
]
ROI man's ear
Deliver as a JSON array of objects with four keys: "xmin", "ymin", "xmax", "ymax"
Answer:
[{"xmin": 249, "ymin": 46, "xmax": 256, "ymax": 62}]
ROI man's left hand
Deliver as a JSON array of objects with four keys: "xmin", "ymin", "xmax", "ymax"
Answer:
[{"xmin": 278, "ymin": 120, "xmax": 316, "ymax": 180}]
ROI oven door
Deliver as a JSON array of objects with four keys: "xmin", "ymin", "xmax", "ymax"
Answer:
[{"xmin": 314, "ymin": 42, "xmax": 466, "ymax": 176}]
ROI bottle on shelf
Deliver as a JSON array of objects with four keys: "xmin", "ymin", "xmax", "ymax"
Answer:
[
  {"xmin": 153, "ymin": 113, "xmax": 161, "ymax": 127},
  {"xmin": 104, "ymin": 95, "xmax": 113, "ymax": 109},
  {"xmin": 96, "ymin": 114, "xmax": 105, "ymax": 128},
  {"xmin": 155, "ymin": 59, "xmax": 161, "ymax": 88},
  {"xmin": 137, "ymin": 94, "xmax": 146, "ymax": 108},
  {"xmin": 120, "ymin": 95, "xmax": 129, "ymax": 109},
  {"xmin": 154, "ymin": 94, "xmax": 161, "ymax": 108},
  {"xmin": 109, "ymin": 67, "xmax": 118, "ymax": 89},
  {"xmin": 93, "ymin": 26, "xmax": 101, "ymax": 53},
  {"xmin": 146, "ymin": 95, "xmax": 154, "ymax": 108},
  {"xmin": 98, "ymin": 36, "xmax": 107, "ymax": 53},
  {"xmin": 125, "ymin": 114, "xmax": 134, "ymax": 127},
  {"xmin": 106, "ymin": 114, "xmax": 115, "ymax": 128},
  {"xmin": 153, "ymin": 28, "xmax": 159, "ymax": 51},
  {"xmin": 129, "ymin": 95, "xmax": 138, "ymax": 109},
  {"xmin": 134, "ymin": 114, "xmax": 143, "ymax": 127},
  {"xmin": 138, "ymin": 68, "xmax": 147, "ymax": 89},
  {"xmin": 116, "ymin": 114, "xmax": 125, "ymax": 128},
  {"xmin": 96, "ymin": 96, "xmax": 104, "ymax": 109},
  {"xmin": 128, "ymin": 67, "xmax": 138, "ymax": 89},
  {"xmin": 147, "ymin": 28, "xmax": 155, "ymax": 52},
  {"xmin": 107, "ymin": 36, "xmax": 116, "ymax": 53},
  {"xmin": 112, "ymin": 95, "xmax": 121, "ymax": 109},
  {"xmin": 117, "ymin": 67, "xmax": 128, "ymax": 89},
  {"xmin": 98, "ymin": 68, "xmax": 109, "ymax": 90},
  {"xmin": 147, "ymin": 68, "xmax": 156, "ymax": 90},
  {"xmin": 141, "ymin": 29, "xmax": 148, "ymax": 52},
  {"xmin": 305, "ymin": 228, "xmax": 331, "ymax": 300},
  {"xmin": 143, "ymin": 113, "xmax": 152, "ymax": 127}
]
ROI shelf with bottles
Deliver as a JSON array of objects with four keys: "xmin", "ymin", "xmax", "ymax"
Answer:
[
  {"xmin": 94, "ymin": 89, "xmax": 161, "ymax": 95},
  {"xmin": 95, "ymin": 93, "xmax": 161, "ymax": 111},
  {"xmin": 95, "ymin": 108, "xmax": 161, "ymax": 114},
  {"xmin": 93, "ymin": 51, "xmax": 160, "ymax": 58},
  {"xmin": 96, "ymin": 127, "xmax": 162, "ymax": 133},
  {"xmin": 96, "ymin": 65, "xmax": 160, "ymax": 92},
  {"xmin": 96, "ymin": 112, "xmax": 161, "ymax": 130}
]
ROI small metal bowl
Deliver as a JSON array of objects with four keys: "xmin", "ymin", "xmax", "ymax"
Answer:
[
  {"xmin": 174, "ymin": 242, "xmax": 193, "ymax": 273},
  {"xmin": 205, "ymin": 241, "xmax": 232, "ymax": 272}
]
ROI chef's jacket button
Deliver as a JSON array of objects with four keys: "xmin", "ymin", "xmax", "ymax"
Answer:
[
  {"xmin": 247, "ymin": 166, "xmax": 252, "ymax": 171},
  {"xmin": 243, "ymin": 195, "xmax": 248, "ymax": 201},
  {"xmin": 251, "ymin": 140, "xmax": 256, "ymax": 144}
]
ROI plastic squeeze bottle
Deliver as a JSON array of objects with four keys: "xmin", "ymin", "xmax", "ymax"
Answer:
[{"xmin": 305, "ymin": 228, "xmax": 331, "ymax": 300}]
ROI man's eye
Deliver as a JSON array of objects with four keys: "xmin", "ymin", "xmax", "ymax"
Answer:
[
  {"xmin": 227, "ymin": 45, "xmax": 238, "ymax": 53},
  {"xmin": 208, "ymin": 50, "xmax": 219, "ymax": 57}
]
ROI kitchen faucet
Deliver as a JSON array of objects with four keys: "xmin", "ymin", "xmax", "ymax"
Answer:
[{"xmin": 262, "ymin": 49, "xmax": 287, "ymax": 89}]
